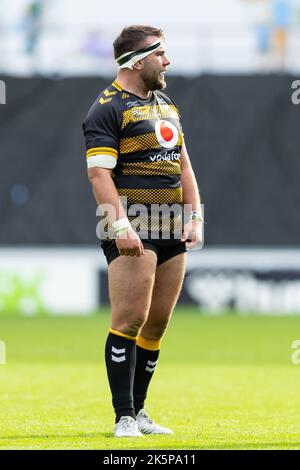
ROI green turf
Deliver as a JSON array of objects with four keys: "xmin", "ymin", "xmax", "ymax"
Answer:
[{"xmin": 1, "ymin": 309, "xmax": 300, "ymax": 449}]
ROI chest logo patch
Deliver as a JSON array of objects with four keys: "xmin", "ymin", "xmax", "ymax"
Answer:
[{"xmin": 155, "ymin": 120, "xmax": 179, "ymax": 149}]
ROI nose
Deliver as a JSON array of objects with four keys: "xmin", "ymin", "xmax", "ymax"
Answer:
[{"xmin": 163, "ymin": 54, "xmax": 170, "ymax": 66}]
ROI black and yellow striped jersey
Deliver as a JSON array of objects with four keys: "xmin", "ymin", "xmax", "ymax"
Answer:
[{"xmin": 83, "ymin": 79, "xmax": 184, "ymax": 237}]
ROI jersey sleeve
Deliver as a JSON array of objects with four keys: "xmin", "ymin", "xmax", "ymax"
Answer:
[{"xmin": 82, "ymin": 96, "xmax": 122, "ymax": 169}]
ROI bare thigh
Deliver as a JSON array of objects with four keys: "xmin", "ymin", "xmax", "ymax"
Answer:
[
  {"xmin": 140, "ymin": 253, "xmax": 186, "ymax": 340},
  {"xmin": 108, "ymin": 250, "xmax": 157, "ymax": 337}
]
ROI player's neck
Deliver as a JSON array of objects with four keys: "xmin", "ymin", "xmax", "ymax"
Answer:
[{"xmin": 116, "ymin": 74, "xmax": 151, "ymax": 100}]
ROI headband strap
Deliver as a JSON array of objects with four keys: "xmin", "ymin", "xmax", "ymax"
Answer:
[{"xmin": 116, "ymin": 39, "xmax": 162, "ymax": 69}]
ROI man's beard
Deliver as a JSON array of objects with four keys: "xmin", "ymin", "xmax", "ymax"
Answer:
[{"xmin": 141, "ymin": 69, "xmax": 166, "ymax": 91}]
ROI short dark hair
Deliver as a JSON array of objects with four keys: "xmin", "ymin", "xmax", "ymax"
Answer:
[{"xmin": 113, "ymin": 25, "xmax": 164, "ymax": 59}]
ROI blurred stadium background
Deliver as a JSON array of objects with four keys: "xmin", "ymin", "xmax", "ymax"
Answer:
[
  {"xmin": 0, "ymin": 0, "xmax": 300, "ymax": 316},
  {"xmin": 1, "ymin": 0, "xmax": 300, "ymax": 450}
]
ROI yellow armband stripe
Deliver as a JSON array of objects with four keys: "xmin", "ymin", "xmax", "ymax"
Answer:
[{"xmin": 86, "ymin": 147, "xmax": 118, "ymax": 159}]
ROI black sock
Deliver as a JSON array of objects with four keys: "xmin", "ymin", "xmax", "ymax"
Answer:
[
  {"xmin": 133, "ymin": 345, "xmax": 160, "ymax": 414},
  {"xmin": 105, "ymin": 331, "xmax": 136, "ymax": 423}
]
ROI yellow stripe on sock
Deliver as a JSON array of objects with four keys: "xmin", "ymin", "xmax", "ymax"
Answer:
[
  {"xmin": 136, "ymin": 336, "xmax": 161, "ymax": 351},
  {"xmin": 109, "ymin": 328, "xmax": 137, "ymax": 342}
]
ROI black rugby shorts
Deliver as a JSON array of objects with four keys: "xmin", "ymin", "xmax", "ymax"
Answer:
[{"xmin": 101, "ymin": 238, "xmax": 186, "ymax": 266}]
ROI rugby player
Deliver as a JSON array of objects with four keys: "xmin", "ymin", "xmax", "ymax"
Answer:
[{"xmin": 83, "ymin": 25, "xmax": 203, "ymax": 437}]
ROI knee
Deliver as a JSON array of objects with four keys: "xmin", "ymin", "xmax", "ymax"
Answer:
[
  {"xmin": 113, "ymin": 314, "xmax": 146, "ymax": 338},
  {"xmin": 127, "ymin": 316, "xmax": 145, "ymax": 336},
  {"xmin": 142, "ymin": 317, "xmax": 170, "ymax": 341}
]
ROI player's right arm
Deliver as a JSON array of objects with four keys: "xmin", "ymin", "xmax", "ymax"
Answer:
[
  {"xmin": 88, "ymin": 167, "xmax": 144, "ymax": 256},
  {"xmin": 83, "ymin": 94, "xmax": 144, "ymax": 257}
]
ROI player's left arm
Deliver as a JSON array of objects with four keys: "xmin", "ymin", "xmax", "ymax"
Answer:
[{"xmin": 180, "ymin": 140, "xmax": 203, "ymax": 248}]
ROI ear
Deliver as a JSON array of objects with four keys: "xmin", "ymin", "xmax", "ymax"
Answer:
[{"xmin": 132, "ymin": 60, "xmax": 143, "ymax": 71}]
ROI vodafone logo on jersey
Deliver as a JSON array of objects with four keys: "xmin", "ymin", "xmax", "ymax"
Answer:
[{"xmin": 155, "ymin": 120, "xmax": 179, "ymax": 149}]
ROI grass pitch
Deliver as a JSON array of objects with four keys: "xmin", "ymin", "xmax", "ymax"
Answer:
[{"xmin": 1, "ymin": 309, "xmax": 300, "ymax": 450}]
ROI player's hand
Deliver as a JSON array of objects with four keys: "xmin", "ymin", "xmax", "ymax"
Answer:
[
  {"xmin": 181, "ymin": 219, "xmax": 203, "ymax": 249},
  {"xmin": 116, "ymin": 228, "xmax": 145, "ymax": 257}
]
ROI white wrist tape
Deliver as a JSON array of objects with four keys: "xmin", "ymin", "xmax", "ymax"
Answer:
[
  {"xmin": 112, "ymin": 218, "xmax": 131, "ymax": 233},
  {"xmin": 191, "ymin": 209, "xmax": 203, "ymax": 221}
]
